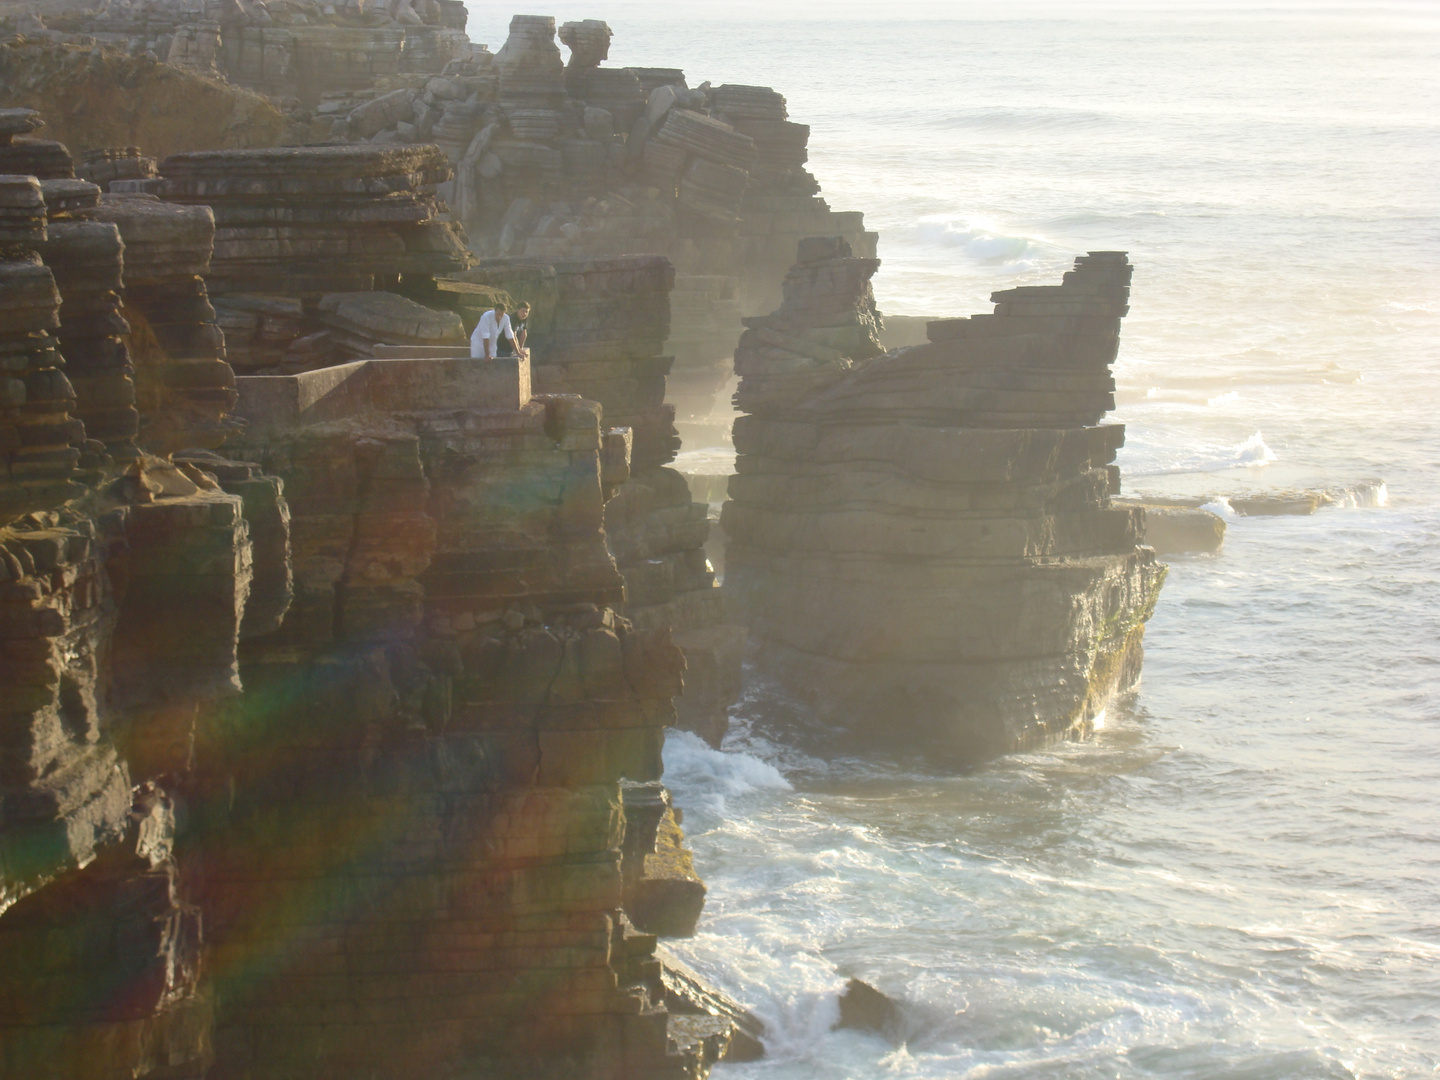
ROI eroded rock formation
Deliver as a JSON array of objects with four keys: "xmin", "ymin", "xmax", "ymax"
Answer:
[
  {"xmin": 0, "ymin": 37, "xmax": 306, "ymax": 163},
  {"xmin": 1, "ymin": 113, "xmax": 736, "ymax": 1080},
  {"xmin": 446, "ymin": 255, "xmax": 746, "ymax": 748},
  {"xmin": 149, "ymin": 143, "xmax": 474, "ymax": 371},
  {"xmin": 723, "ymin": 240, "xmax": 1167, "ymax": 762}
]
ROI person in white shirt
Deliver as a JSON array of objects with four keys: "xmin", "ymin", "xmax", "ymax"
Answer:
[{"xmin": 470, "ymin": 303, "xmax": 516, "ymax": 360}]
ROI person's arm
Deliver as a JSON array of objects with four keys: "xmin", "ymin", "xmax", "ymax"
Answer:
[
  {"xmin": 469, "ymin": 316, "xmax": 485, "ymax": 359},
  {"xmin": 516, "ymin": 324, "xmax": 528, "ymax": 354}
]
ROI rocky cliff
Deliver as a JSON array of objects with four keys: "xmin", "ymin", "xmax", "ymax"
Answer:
[
  {"xmin": 5, "ymin": 2, "xmax": 877, "ymax": 460},
  {"xmin": 435, "ymin": 254, "xmax": 745, "ymax": 752},
  {"xmin": 722, "ymin": 239, "xmax": 1167, "ymax": 763},
  {"xmin": 1, "ymin": 109, "xmax": 733, "ymax": 1079},
  {"xmin": 0, "ymin": 8, "xmax": 1181, "ymax": 1074}
]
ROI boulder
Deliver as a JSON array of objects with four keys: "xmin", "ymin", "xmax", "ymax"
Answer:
[
  {"xmin": 559, "ymin": 19, "xmax": 611, "ymax": 68},
  {"xmin": 494, "ymin": 14, "xmax": 565, "ymax": 105},
  {"xmin": 835, "ymin": 979, "xmax": 903, "ymax": 1037}
]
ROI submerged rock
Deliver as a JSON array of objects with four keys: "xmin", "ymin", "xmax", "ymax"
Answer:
[
  {"xmin": 836, "ymin": 978, "xmax": 904, "ymax": 1038},
  {"xmin": 659, "ymin": 944, "xmax": 768, "ymax": 1062}
]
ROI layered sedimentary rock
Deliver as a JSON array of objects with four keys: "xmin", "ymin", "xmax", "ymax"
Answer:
[
  {"xmin": 88, "ymin": 192, "xmax": 239, "ymax": 455},
  {"xmin": 0, "ymin": 249, "xmax": 83, "ymax": 522},
  {"xmin": 449, "ymin": 255, "xmax": 747, "ymax": 745},
  {"xmin": 1, "ymin": 137, "xmax": 259, "ymax": 1074},
  {"xmin": 80, "ymin": 147, "xmax": 160, "ymax": 193},
  {"xmin": 2, "ymin": 120, "xmax": 734, "ymax": 1078},
  {"xmin": 320, "ymin": 15, "xmax": 874, "ymax": 426},
  {"xmin": 723, "ymin": 240, "xmax": 1166, "ymax": 762},
  {"xmin": 16, "ymin": 0, "xmax": 478, "ymax": 107},
  {"xmin": 317, "ymin": 289, "xmax": 466, "ymax": 359},
  {"xmin": 7, "ymin": 11, "xmax": 873, "ymax": 438},
  {"xmin": 151, "ymin": 143, "xmax": 473, "ymax": 371},
  {"xmin": 188, "ymin": 361, "xmax": 719, "ymax": 1079},
  {"xmin": 0, "ymin": 483, "xmax": 249, "ymax": 1080},
  {"xmin": 157, "ymin": 144, "xmax": 471, "ymax": 295},
  {"xmin": 33, "ymin": 208, "xmax": 137, "ymax": 455}
]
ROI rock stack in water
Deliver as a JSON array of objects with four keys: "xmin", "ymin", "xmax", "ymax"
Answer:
[{"xmin": 723, "ymin": 242, "xmax": 1166, "ymax": 763}]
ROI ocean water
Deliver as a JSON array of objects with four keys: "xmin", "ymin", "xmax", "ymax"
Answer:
[{"xmin": 470, "ymin": 4, "xmax": 1440, "ymax": 1075}]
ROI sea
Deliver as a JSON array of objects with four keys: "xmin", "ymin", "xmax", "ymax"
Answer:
[{"xmin": 466, "ymin": 4, "xmax": 1440, "ymax": 1075}]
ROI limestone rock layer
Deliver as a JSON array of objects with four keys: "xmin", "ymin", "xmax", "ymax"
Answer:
[{"xmin": 723, "ymin": 245, "xmax": 1167, "ymax": 763}]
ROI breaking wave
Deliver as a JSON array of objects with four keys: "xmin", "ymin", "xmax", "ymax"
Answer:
[
  {"xmin": 662, "ymin": 730, "xmax": 792, "ymax": 816},
  {"xmin": 912, "ymin": 217, "xmax": 1047, "ymax": 270},
  {"xmin": 1201, "ymin": 497, "xmax": 1240, "ymax": 520},
  {"xmin": 1233, "ymin": 431, "xmax": 1278, "ymax": 466},
  {"xmin": 1126, "ymin": 431, "xmax": 1278, "ymax": 478}
]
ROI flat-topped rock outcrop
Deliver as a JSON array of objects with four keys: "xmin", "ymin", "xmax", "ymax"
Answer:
[
  {"xmin": 148, "ymin": 143, "xmax": 473, "ymax": 371},
  {"xmin": 723, "ymin": 242, "xmax": 1167, "ymax": 762},
  {"xmin": 158, "ymin": 143, "xmax": 472, "ymax": 295}
]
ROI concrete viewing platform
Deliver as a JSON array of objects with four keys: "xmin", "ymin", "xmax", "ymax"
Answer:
[{"xmin": 232, "ymin": 349, "xmax": 530, "ymax": 433}]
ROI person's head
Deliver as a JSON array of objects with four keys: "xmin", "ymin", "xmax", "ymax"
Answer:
[
  {"xmin": 492, "ymin": 302, "xmax": 506, "ymax": 315},
  {"xmin": 515, "ymin": 302, "xmax": 531, "ymax": 319}
]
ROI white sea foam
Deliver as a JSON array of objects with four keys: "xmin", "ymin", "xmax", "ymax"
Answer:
[
  {"xmin": 1120, "ymin": 433, "xmax": 1278, "ymax": 478},
  {"xmin": 1201, "ymin": 497, "xmax": 1239, "ymax": 520},
  {"xmin": 1233, "ymin": 432, "xmax": 1277, "ymax": 467},
  {"xmin": 1334, "ymin": 480, "xmax": 1389, "ymax": 508},
  {"xmin": 662, "ymin": 730, "xmax": 791, "ymax": 815},
  {"xmin": 913, "ymin": 217, "xmax": 1045, "ymax": 270}
]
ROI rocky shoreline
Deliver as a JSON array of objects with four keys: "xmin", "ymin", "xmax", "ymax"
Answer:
[{"xmin": 4, "ymin": 7, "xmax": 1170, "ymax": 1077}]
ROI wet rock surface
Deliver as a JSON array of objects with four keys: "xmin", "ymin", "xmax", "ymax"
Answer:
[{"xmin": 835, "ymin": 978, "xmax": 904, "ymax": 1038}]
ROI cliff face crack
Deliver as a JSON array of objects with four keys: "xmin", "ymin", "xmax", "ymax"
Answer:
[{"xmin": 332, "ymin": 435, "xmax": 381, "ymax": 645}]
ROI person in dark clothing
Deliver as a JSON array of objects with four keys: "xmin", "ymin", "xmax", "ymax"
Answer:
[{"xmin": 497, "ymin": 302, "xmax": 530, "ymax": 358}]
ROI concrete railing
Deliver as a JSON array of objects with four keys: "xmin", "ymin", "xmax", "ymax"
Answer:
[{"xmin": 233, "ymin": 354, "xmax": 530, "ymax": 434}]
